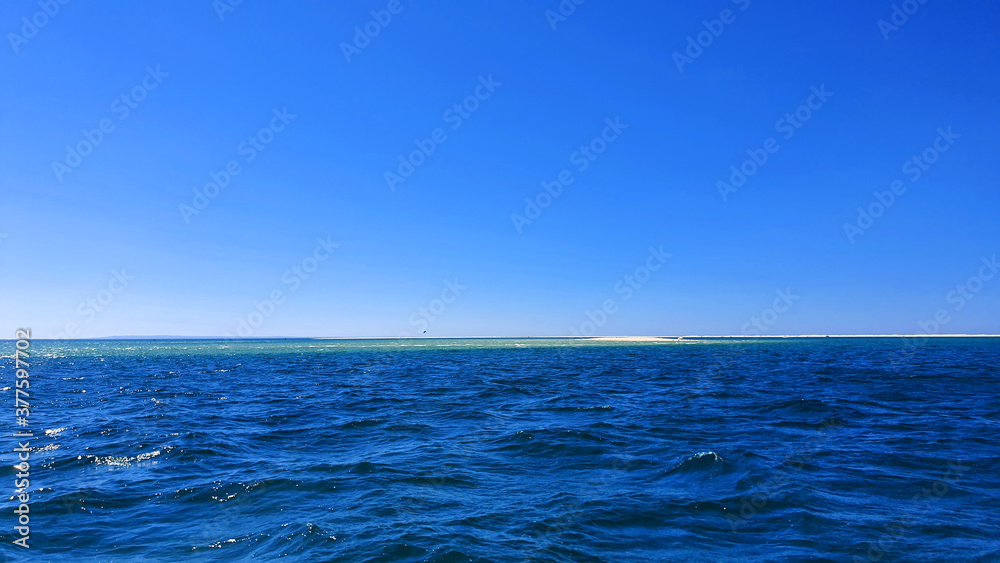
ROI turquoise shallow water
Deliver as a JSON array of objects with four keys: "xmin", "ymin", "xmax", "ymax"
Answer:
[{"xmin": 2, "ymin": 337, "xmax": 999, "ymax": 561}]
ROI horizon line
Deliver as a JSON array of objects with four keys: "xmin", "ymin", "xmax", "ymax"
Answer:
[{"xmin": 13, "ymin": 334, "xmax": 1000, "ymax": 340}]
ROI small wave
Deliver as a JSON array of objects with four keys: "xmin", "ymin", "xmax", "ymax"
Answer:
[
  {"xmin": 86, "ymin": 447, "xmax": 169, "ymax": 467},
  {"xmin": 337, "ymin": 418, "xmax": 384, "ymax": 430},
  {"xmin": 664, "ymin": 451, "xmax": 726, "ymax": 475},
  {"xmin": 536, "ymin": 405, "xmax": 614, "ymax": 412},
  {"xmin": 768, "ymin": 398, "xmax": 831, "ymax": 415}
]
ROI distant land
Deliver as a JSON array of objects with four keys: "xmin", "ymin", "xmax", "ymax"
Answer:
[{"xmin": 20, "ymin": 334, "xmax": 1000, "ymax": 340}]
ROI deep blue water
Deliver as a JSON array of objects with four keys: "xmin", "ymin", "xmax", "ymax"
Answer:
[{"xmin": 1, "ymin": 337, "xmax": 999, "ymax": 561}]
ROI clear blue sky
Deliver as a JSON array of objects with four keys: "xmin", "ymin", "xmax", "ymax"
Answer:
[{"xmin": 1, "ymin": 0, "xmax": 998, "ymax": 338}]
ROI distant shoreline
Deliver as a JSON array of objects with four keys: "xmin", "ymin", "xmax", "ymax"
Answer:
[{"xmin": 13, "ymin": 334, "xmax": 1000, "ymax": 341}]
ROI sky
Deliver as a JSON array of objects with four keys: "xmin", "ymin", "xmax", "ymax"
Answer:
[{"xmin": 1, "ymin": 0, "xmax": 998, "ymax": 338}]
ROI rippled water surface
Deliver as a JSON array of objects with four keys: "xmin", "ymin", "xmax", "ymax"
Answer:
[{"xmin": 2, "ymin": 337, "xmax": 999, "ymax": 561}]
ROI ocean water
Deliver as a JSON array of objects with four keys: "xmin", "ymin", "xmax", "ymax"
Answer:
[{"xmin": 2, "ymin": 337, "xmax": 999, "ymax": 561}]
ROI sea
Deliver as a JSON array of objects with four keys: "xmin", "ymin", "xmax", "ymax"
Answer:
[{"xmin": 1, "ymin": 337, "xmax": 998, "ymax": 561}]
